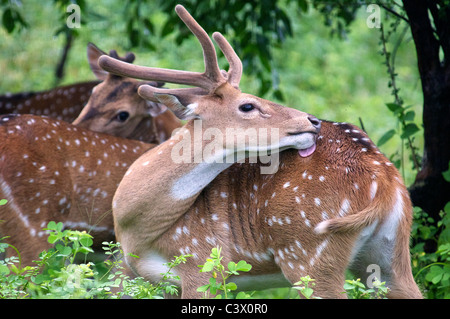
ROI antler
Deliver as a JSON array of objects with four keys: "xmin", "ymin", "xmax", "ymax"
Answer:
[
  {"xmin": 98, "ymin": 5, "xmax": 242, "ymax": 99},
  {"xmin": 212, "ymin": 32, "xmax": 242, "ymax": 89},
  {"xmin": 108, "ymin": 50, "xmax": 136, "ymax": 64}
]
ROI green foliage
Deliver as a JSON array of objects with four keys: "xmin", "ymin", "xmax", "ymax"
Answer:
[
  {"xmin": 377, "ymin": 22, "xmax": 421, "ymax": 177},
  {"xmin": 292, "ymin": 276, "xmax": 319, "ymax": 299},
  {"xmin": 45, "ymin": 221, "xmax": 94, "ymax": 264},
  {"xmin": 197, "ymin": 246, "xmax": 252, "ymax": 299},
  {"xmin": 343, "ymin": 278, "xmax": 389, "ymax": 299},
  {"xmin": 0, "ymin": 0, "xmax": 28, "ymax": 33},
  {"xmin": 0, "ymin": 222, "xmax": 187, "ymax": 299},
  {"xmin": 1, "ymin": 221, "xmax": 447, "ymax": 299},
  {"xmin": 412, "ymin": 203, "xmax": 450, "ymax": 299}
]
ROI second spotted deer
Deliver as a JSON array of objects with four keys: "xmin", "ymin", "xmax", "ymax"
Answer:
[
  {"xmin": 0, "ymin": 44, "xmax": 185, "ymax": 265},
  {"xmin": 0, "ymin": 114, "xmax": 156, "ymax": 266},
  {"xmin": 73, "ymin": 43, "xmax": 181, "ymax": 143}
]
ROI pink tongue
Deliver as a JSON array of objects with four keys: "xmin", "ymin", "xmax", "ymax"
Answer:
[{"xmin": 298, "ymin": 144, "xmax": 316, "ymax": 158}]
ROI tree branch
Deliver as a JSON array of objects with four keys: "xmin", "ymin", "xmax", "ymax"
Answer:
[{"xmin": 379, "ymin": 4, "xmax": 409, "ymax": 24}]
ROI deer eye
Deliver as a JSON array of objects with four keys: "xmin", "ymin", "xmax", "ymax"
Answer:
[
  {"xmin": 115, "ymin": 111, "xmax": 130, "ymax": 122},
  {"xmin": 239, "ymin": 103, "xmax": 255, "ymax": 112}
]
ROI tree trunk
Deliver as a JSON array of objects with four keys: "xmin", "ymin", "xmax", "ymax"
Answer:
[
  {"xmin": 403, "ymin": 0, "xmax": 450, "ymax": 241},
  {"xmin": 54, "ymin": 32, "xmax": 73, "ymax": 87}
]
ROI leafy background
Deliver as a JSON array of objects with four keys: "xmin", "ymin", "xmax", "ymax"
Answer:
[{"xmin": 3, "ymin": 0, "xmax": 447, "ymax": 299}]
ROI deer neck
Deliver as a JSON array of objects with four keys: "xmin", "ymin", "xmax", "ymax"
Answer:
[
  {"xmin": 127, "ymin": 117, "xmax": 160, "ymax": 143},
  {"xmin": 115, "ymin": 120, "xmax": 234, "ymax": 245},
  {"xmin": 168, "ymin": 120, "xmax": 237, "ymax": 197}
]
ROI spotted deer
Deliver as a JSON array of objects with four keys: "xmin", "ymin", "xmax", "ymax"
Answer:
[
  {"xmin": 0, "ymin": 42, "xmax": 181, "ymax": 143},
  {"xmin": 0, "ymin": 114, "xmax": 156, "ymax": 266},
  {"xmin": 0, "ymin": 81, "xmax": 99, "ymax": 122},
  {"xmin": 100, "ymin": 5, "xmax": 421, "ymax": 298},
  {"xmin": 0, "ymin": 43, "xmax": 182, "ymax": 266},
  {"xmin": 73, "ymin": 42, "xmax": 181, "ymax": 143}
]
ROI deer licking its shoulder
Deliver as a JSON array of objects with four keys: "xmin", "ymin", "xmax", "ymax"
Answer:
[
  {"xmin": 0, "ymin": 114, "xmax": 156, "ymax": 266},
  {"xmin": 101, "ymin": 5, "xmax": 422, "ymax": 298}
]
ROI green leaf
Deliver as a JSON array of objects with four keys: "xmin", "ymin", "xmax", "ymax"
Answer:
[
  {"xmin": 196, "ymin": 284, "xmax": 210, "ymax": 293},
  {"xmin": 403, "ymin": 110, "xmax": 415, "ymax": 122},
  {"xmin": 208, "ymin": 277, "xmax": 220, "ymax": 295},
  {"xmin": 78, "ymin": 246, "xmax": 94, "ymax": 254},
  {"xmin": 210, "ymin": 247, "xmax": 220, "ymax": 259},
  {"xmin": 0, "ymin": 264, "xmax": 10, "ymax": 275},
  {"xmin": 235, "ymin": 260, "xmax": 252, "ymax": 272},
  {"xmin": 46, "ymin": 221, "xmax": 63, "ymax": 232},
  {"xmin": 442, "ymin": 162, "xmax": 450, "ymax": 182},
  {"xmin": 343, "ymin": 282, "xmax": 356, "ymax": 290},
  {"xmin": 297, "ymin": 0, "xmax": 308, "ymax": 12},
  {"xmin": 425, "ymin": 265, "xmax": 444, "ymax": 284},
  {"xmin": 46, "ymin": 221, "xmax": 57, "ymax": 230},
  {"xmin": 47, "ymin": 234, "xmax": 59, "ymax": 244},
  {"xmin": 161, "ymin": 17, "xmax": 176, "ymax": 37},
  {"xmin": 201, "ymin": 260, "xmax": 215, "ymax": 273},
  {"xmin": 401, "ymin": 123, "xmax": 420, "ymax": 139},
  {"xmin": 80, "ymin": 237, "xmax": 93, "ymax": 247},
  {"xmin": 0, "ymin": 199, "xmax": 7, "ymax": 206},
  {"xmin": 386, "ymin": 102, "xmax": 402, "ymax": 114},
  {"xmin": 2, "ymin": 8, "xmax": 15, "ymax": 33},
  {"xmin": 56, "ymin": 245, "xmax": 72, "ymax": 256},
  {"xmin": 225, "ymin": 282, "xmax": 237, "ymax": 291},
  {"xmin": 227, "ymin": 262, "xmax": 237, "ymax": 274},
  {"xmin": 301, "ymin": 287, "xmax": 314, "ymax": 298},
  {"xmin": 32, "ymin": 273, "xmax": 50, "ymax": 284},
  {"xmin": 377, "ymin": 129, "xmax": 396, "ymax": 147},
  {"xmin": 236, "ymin": 291, "xmax": 252, "ymax": 299}
]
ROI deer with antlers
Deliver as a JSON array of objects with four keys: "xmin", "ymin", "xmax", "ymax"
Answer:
[{"xmin": 99, "ymin": 5, "xmax": 422, "ymax": 298}]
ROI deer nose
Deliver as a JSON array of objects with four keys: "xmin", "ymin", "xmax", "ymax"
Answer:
[{"xmin": 308, "ymin": 116, "xmax": 321, "ymax": 131}]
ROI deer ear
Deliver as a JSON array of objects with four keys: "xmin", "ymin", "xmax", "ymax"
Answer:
[
  {"xmin": 153, "ymin": 93, "xmax": 200, "ymax": 120},
  {"xmin": 87, "ymin": 43, "xmax": 109, "ymax": 80},
  {"xmin": 145, "ymin": 100, "xmax": 168, "ymax": 117}
]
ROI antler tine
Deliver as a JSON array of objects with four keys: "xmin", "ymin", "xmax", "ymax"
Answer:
[
  {"xmin": 174, "ymin": 5, "xmax": 224, "ymax": 85},
  {"xmin": 98, "ymin": 5, "xmax": 228, "ymax": 93},
  {"xmin": 212, "ymin": 32, "xmax": 243, "ymax": 89},
  {"xmin": 138, "ymin": 84, "xmax": 207, "ymax": 102}
]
